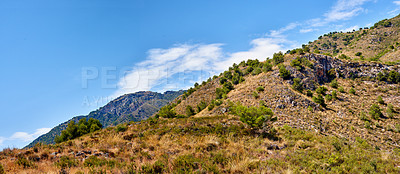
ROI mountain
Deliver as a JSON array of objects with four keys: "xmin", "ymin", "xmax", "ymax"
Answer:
[
  {"xmin": 25, "ymin": 90, "xmax": 184, "ymax": 148},
  {"xmin": 2, "ymin": 15, "xmax": 400, "ymax": 173}
]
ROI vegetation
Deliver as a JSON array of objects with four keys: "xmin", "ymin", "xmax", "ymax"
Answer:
[
  {"xmin": 55, "ymin": 118, "xmax": 102, "ymax": 143},
  {"xmin": 377, "ymin": 96, "xmax": 384, "ymax": 104},
  {"xmin": 312, "ymin": 94, "xmax": 326, "ymax": 107},
  {"xmin": 230, "ymin": 103, "xmax": 275, "ymax": 130},
  {"xmin": 273, "ymin": 52, "xmax": 284, "ymax": 65},
  {"xmin": 370, "ymin": 104, "xmax": 383, "ymax": 120},
  {"xmin": 349, "ymin": 87, "xmax": 356, "ymax": 95},
  {"xmin": 185, "ymin": 105, "xmax": 195, "ymax": 117},
  {"xmin": 279, "ymin": 66, "xmax": 291, "ymax": 80},
  {"xmin": 316, "ymin": 86, "xmax": 328, "ymax": 95},
  {"xmin": 292, "ymin": 78, "xmax": 303, "ymax": 92}
]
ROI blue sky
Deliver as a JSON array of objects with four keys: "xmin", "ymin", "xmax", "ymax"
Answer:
[{"xmin": 0, "ymin": 0, "xmax": 399, "ymax": 149}]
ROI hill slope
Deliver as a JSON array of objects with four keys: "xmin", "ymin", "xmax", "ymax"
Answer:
[
  {"xmin": 2, "ymin": 15, "xmax": 400, "ymax": 173},
  {"xmin": 26, "ymin": 91, "xmax": 184, "ymax": 148}
]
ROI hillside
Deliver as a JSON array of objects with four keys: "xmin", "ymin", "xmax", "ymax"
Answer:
[
  {"xmin": 308, "ymin": 14, "xmax": 400, "ymax": 63},
  {"xmin": 26, "ymin": 91, "xmax": 184, "ymax": 148},
  {"xmin": 2, "ymin": 15, "xmax": 400, "ymax": 173}
]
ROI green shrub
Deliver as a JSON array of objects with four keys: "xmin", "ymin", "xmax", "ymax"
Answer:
[
  {"xmin": 330, "ymin": 79, "xmax": 338, "ymax": 88},
  {"xmin": 256, "ymin": 86, "xmax": 264, "ymax": 92},
  {"xmin": 338, "ymin": 86, "xmax": 345, "ymax": 93},
  {"xmin": 332, "ymin": 90, "xmax": 337, "ymax": 100},
  {"xmin": 156, "ymin": 105, "xmax": 177, "ymax": 118},
  {"xmin": 370, "ymin": 104, "xmax": 382, "ymax": 120},
  {"xmin": 355, "ymin": 52, "xmax": 362, "ymax": 56},
  {"xmin": 56, "ymin": 156, "xmax": 78, "ymax": 168},
  {"xmin": 359, "ymin": 111, "xmax": 369, "ymax": 121},
  {"xmin": 306, "ymin": 90, "xmax": 313, "ymax": 97},
  {"xmin": 377, "ymin": 96, "xmax": 384, "ymax": 104},
  {"xmin": 273, "ymin": 52, "xmax": 284, "ymax": 65},
  {"xmin": 231, "ymin": 104, "xmax": 275, "ymax": 129},
  {"xmin": 316, "ymin": 86, "xmax": 328, "ymax": 95},
  {"xmin": 279, "ymin": 66, "xmax": 291, "ymax": 80},
  {"xmin": 0, "ymin": 163, "xmax": 4, "ymax": 174},
  {"xmin": 290, "ymin": 58, "xmax": 302, "ymax": 70},
  {"xmin": 16, "ymin": 157, "xmax": 35, "ymax": 169},
  {"xmin": 252, "ymin": 91, "xmax": 260, "ymax": 99},
  {"xmin": 185, "ymin": 105, "xmax": 195, "ymax": 117},
  {"xmin": 387, "ymin": 104, "xmax": 395, "ymax": 118},
  {"xmin": 263, "ymin": 62, "xmax": 273, "ymax": 72},
  {"xmin": 292, "ymin": 78, "xmax": 303, "ymax": 92},
  {"xmin": 364, "ymin": 121, "xmax": 371, "ymax": 129},
  {"xmin": 173, "ymin": 155, "xmax": 202, "ymax": 173},
  {"xmin": 349, "ymin": 87, "xmax": 356, "ymax": 95},
  {"xmin": 325, "ymin": 94, "xmax": 332, "ymax": 101},
  {"xmin": 313, "ymin": 94, "xmax": 326, "ymax": 107},
  {"xmin": 208, "ymin": 103, "xmax": 215, "ymax": 111},
  {"xmin": 55, "ymin": 118, "xmax": 103, "ymax": 143},
  {"xmin": 196, "ymin": 101, "xmax": 207, "ymax": 113},
  {"xmin": 116, "ymin": 124, "xmax": 128, "ymax": 132}
]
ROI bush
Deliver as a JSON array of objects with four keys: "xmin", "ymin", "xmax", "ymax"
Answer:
[
  {"xmin": 273, "ymin": 52, "xmax": 284, "ymax": 65},
  {"xmin": 330, "ymin": 79, "xmax": 338, "ymax": 88},
  {"xmin": 306, "ymin": 90, "xmax": 313, "ymax": 97},
  {"xmin": 279, "ymin": 66, "xmax": 291, "ymax": 80},
  {"xmin": 208, "ymin": 103, "xmax": 215, "ymax": 111},
  {"xmin": 370, "ymin": 104, "xmax": 382, "ymax": 120},
  {"xmin": 355, "ymin": 52, "xmax": 362, "ymax": 56},
  {"xmin": 185, "ymin": 105, "xmax": 195, "ymax": 117},
  {"xmin": 231, "ymin": 104, "xmax": 275, "ymax": 129},
  {"xmin": 377, "ymin": 96, "xmax": 384, "ymax": 105},
  {"xmin": 252, "ymin": 91, "xmax": 260, "ymax": 99},
  {"xmin": 292, "ymin": 78, "xmax": 303, "ymax": 92},
  {"xmin": 313, "ymin": 94, "xmax": 326, "ymax": 107},
  {"xmin": 0, "ymin": 163, "xmax": 4, "ymax": 174},
  {"xmin": 349, "ymin": 87, "xmax": 356, "ymax": 95},
  {"xmin": 338, "ymin": 86, "xmax": 345, "ymax": 93},
  {"xmin": 332, "ymin": 90, "xmax": 337, "ymax": 100},
  {"xmin": 196, "ymin": 101, "xmax": 208, "ymax": 113},
  {"xmin": 157, "ymin": 105, "xmax": 177, "ymax": 118},
  {"xmin": 116, "ymin": 124, "xmax": 128, "ymax": 132},
  {"xmin": 55, "ymin": 118, "xmax": 102, "ymax": 143},
  {"xmin": 387, "ymin": 104, "xmax": 395, "ymax": 118},
  {"xmin": 256, "ymin": 86, "xmax": 264, "ymax": 92},
  {"xmin": 56, "ymin": 156, "xmax": 78, "ymax": 168},
  {"xmin": 316, "ymin": 86, "xmax": 328, "ymax": 95},
  {"xmin": 173, "ymin": 155, "xmax": 201, "ymax": 173},
  {"xmin": 16, "ymin": 157, "xmax": 35, "ymax": 169},
  {"xmin": 325, "ymin": 94, "xmax": 332, "ymax": 101}
]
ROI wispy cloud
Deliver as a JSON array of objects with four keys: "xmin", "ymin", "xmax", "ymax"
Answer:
[
  {"xmin": 325, "ymin": 0, "xmax": 371, "ymax": 22},
  {"xmin": 113, "ymin": 37, "xmax": 290, "ymax": 97},
  {"xmin": 6, "ymin": 128, "xmax": 51, "ymax": 144},
  {"xmin": 299, "ymin": 28, "xmax": 315, "ymax": 33},
  {"xmin": 389, "ymin": 1, "xmax": 400, "ymax": 16}
]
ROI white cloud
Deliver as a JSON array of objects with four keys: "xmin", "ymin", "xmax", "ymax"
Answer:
[
  {"xmin": 389, "ymin": 1, "xmax": 400, "ymax": 16},
  {"xmin": 299, "ymin": 28, "xmax": 314, "ymax": 33},
  {"xmin": 394, "ymin": 1, "xmax": 400, "ymax": 5},
  {"xmin": 324, "ymin": 0, "xmax": 371, "ymax": 22},
  {"xmin": 113, "ymin": 37, "xmax": 290, "ymax": 97},
  {"xmin": 270, "ymin": 22, "xmax": 299, "ymax": 38},
  {"xmin": 9, "ymin": 128, "xmax": 51, "ymax": 142}
]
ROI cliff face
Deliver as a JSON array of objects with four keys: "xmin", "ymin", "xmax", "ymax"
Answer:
[
  {"xmin": 25, "ymin": 90, "xmax": 184, "ymax": 148},
  {"xmin": 285, "ymin": 54, "xmax": 399, "ymax": 90}
]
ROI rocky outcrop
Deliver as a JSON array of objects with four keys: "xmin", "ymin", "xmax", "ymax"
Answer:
[{"xmin": 287, "ymin": 54, "xmax": 399, "ymax": 90}]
